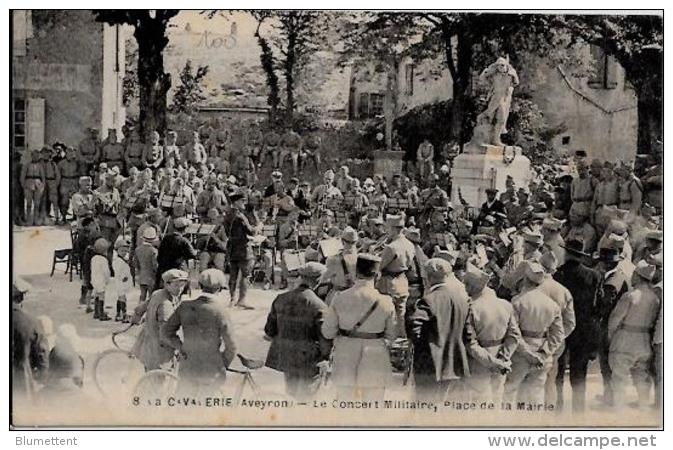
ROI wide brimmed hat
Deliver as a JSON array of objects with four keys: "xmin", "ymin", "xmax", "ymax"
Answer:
[{"xmin": 162, "ymin": 269, "xmax": 189, "ymax": 283}]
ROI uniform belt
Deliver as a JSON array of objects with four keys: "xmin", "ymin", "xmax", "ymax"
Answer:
[
  {"xmin": 338, "ymin": 329, "xmax": 384, "ymax": 339},
  {"xmin": 25, "ymin": 176, "xmax": 42, "ymax": 179},
  {"xmin": 46, "ymin": 177, "xmax": 57, "ymax": 180},
  {"xmin": 521, "ymin": 329, "xmax": 547, "ymax": 339},
  {"xmin": 479, "ymin": 338, "xmax": 504, "ymax": 348},
  {"xmin": 382, "ymin": 269, "xmax": 406, "ymax": 278},
  {"xmin": 618, "ymin": 324, "xmax": 652, "ymax": 334}
]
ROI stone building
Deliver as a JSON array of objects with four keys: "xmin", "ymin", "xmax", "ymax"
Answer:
[{"xmin": 11, "ymin": 10, "xmax": 126, "ymax": 159}]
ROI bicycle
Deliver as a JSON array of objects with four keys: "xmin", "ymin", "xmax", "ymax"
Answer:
[{"xmin": 92, "ymin": 323, "xmax": 146, "ymax": 398}]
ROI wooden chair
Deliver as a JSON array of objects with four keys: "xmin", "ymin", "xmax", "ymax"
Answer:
[{"xmin": 51, "ymin": 223, "xmax": 77, "ymax": 281}]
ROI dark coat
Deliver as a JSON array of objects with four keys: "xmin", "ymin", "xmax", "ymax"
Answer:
[
  {"xmin": 156, "ymin": 232, "xmax": 196, "ymax": 283},
  {"xmin": 264, "ymin": 285, "xmax": 332, "ymax": 377},
  {"xmin": 225, "ymin": 209, "xmax": 256, "ymax": 261},
  {"xmin": 407, "ymin": 282, "xmax": 470, "ymax": 382},
  {"xmin": 554, "ymin": 260, "xmax": 602, "ymax": 355}
]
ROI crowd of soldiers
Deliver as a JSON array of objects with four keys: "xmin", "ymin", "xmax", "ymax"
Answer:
[{"xmin": 12, "ymin": 123, "xmax": 664, "ymax": 413}]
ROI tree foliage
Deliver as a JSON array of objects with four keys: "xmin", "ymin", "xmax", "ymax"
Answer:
[{"xmin": 170, "ymin": 60, "xmax": 210, "ymax": 115}]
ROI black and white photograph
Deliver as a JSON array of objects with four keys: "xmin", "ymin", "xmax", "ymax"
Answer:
[{"xmin": 9, "ymin": 8, "xmax": 664, "ymax": 429}]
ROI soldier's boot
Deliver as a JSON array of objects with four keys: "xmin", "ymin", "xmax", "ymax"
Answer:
[
  {"xmin": 121, "ymin": 302, "xmax": 129, "ymax": 323},
  {"xmin": 79, "ymin": 286, "xmax": 88, "ymax": 305},
  {"xmin": 115, "ymin": 301, "xmax": 124, "ymax": 322},
  {"xmin": 97, "ymin": 300, "xmax": 111, "ymax": 321},
  {"xmin": 93, "ymin": 297, "xmax": 101, "ymax": 319}
]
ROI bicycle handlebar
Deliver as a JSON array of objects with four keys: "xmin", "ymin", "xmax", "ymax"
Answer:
[{"xmin": 111, "ymin": 323, "xmax": 136, "ymax": 350}]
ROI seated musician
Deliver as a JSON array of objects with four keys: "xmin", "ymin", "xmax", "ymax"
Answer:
[
  {"xmin": 358, "ymin": 204, "xmax": 382, "ymax": 238},
  {"xmin": 197, "ymin": 208, "xmax": 228, "ymax": 272},
  {"xmin": 317, "ymin": 209, "xmax": 340, "ymax": 239},
  {"xmin": 276, "ymin": 209, "xmax": 300, "ymax": 290}
]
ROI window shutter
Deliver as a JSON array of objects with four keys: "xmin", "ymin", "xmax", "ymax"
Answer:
[
  {"xmin": 26, "ymin": 98, "xmax": 45, "ymax": 151},
  {"xmin": 358, "ymin": 93, "xmax": 370, "ymax": 119}
]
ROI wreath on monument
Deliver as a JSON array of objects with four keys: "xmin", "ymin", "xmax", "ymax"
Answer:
[{"xmin": 502, "ymin": 146, "xmax": 516, "ymax": 165}]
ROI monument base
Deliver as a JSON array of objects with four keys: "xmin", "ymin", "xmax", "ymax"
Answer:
[
  {"xmin": 373, "ymin": 151, "xmax": 405, "ymax": 180},
  {"xmin": 450, "ymin": 145, "xmax": 531, "ymax": 208}
]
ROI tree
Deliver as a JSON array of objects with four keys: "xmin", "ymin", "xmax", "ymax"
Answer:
[
  {"xmin": 93, "ymin": 10, "xmax": 179, "ymax": 140},
  {"xmin": 170, "ymin": 60, "xmax": 210, "ymax": 115}
]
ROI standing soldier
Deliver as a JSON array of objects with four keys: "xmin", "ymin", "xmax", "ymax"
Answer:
[
  {"xmin": 94, "ymin": 172, "xmax": 122, "ymax": 249},
  {"xmin": 77, "ymin": 127, "xmax": 101, "ymax": 176},
  {"xmin": 418, "ymin": 174, "xmax": 450, "ymax": 229},
  {"xmin": 377, "ymin": 215, "xmax": 416, "ymax": 337},
  {"xmin": 101, "ymin": 129, "xmax": 125, "ymax": 172},
  {"xmin": 124, "ymin": 129, "xmax": 145, "ymax": 171},
  {"xmin": 302, "ymin": 131, "xmax": 322, "ymax": 171},
  {"xmin": 163, "ymin": 131, "xmax": 182, "ymax": 166},
  {"xmin": 416, "ymin": 138, "xmax": 435, "ymax": 181},
  {"xmin": 616, "ymin": 163, "xmax": 643, "ymax": 216},
  {"xmin": 503, "ymin": 262, "xmax": 564, "ymax": 406},
  {"xmin": 538, "ymin": 252, "xmax": 576, "ymax": 409},
  {"xmin": 57, "ymin": 147, "xmax": 80, "ymax": 224},
  {"xmin": 319, "ymin": 227, "xmax": 359, "ymax": 305},
  {"xmin": 20, "ymin": 150, "xmax": 46, "ymax": 226},
  {"xmin": 321, "ymin": 254, "xmax": 397, "ymax": 402},
  {"xmin": 608, "ymin": 261, "xmax": 659, "ymax": 409},
  {"xmin": 261, "ymin": 128, "xmax": 282, "ymax": 169},
  {"xmin": 181, "ymin": 131, "xmax": 207, "ymax": 166},
  {"xmin": 264, "ymin": 262, "xmax": 332, "ymax": 400},
  {"xmin": 41, "ymin": 147, "xmax": 61, "ymax": 225},
  {"xmin": 591, "ymin": 163, "xmax": 619, "ymax": 234},
  {"xmin": 570, "ymin": 161, "xmax": 595, "ymax": 223},
  {"xmin": 225, "ymin": 193, "xmax": 257, "ymax": 310},
  {"xmin": 553, "ymin": 240, "xmax": 602, "ymax": 412},
  {"xmin": 563, "ymin": 203, "xmax": 598, "ymax": 254},
  {"xmin": 144, "ymin": 130, "xmax": 164, "ymax": 170},
  {"xmin": 463, "ymin": 268, "xmax": 520, "ymax": 404},
  {"xmin": 595, "ymin": 246, "xmax": 630, "ymax": 407}
]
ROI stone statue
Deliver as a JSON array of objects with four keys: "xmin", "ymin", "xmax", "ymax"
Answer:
[{"xmin": 468, "ymin": 56, "xmax": 519, "ymax": 150}]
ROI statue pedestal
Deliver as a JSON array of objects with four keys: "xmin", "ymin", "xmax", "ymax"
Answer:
[
  {"xmin": 373, "ymin": 151, "xmax": 405, "ymax": 180},
  {"xmin": 450, "ymin": 145, "xmax": 531, "ymax": 208}
]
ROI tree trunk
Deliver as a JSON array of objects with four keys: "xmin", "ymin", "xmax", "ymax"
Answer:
[
  {"xmin": 636, "ymin": 88, "xmax": 662, "ymax": 155},
  {"xmin": 256, "ymin": 31, "xmax": 280, "ymax": 123},
  {"xmin": 285, "ymin": 28, "xmax": 297, "ymax": 125},
  {"xmin": 442, "ymin": 30, "xmax": 473, "ymax": 147},
  {"xmin": 135, "ymin": 19, "xmax": 171, "ymax": 141},
  {"xmin": 384, "ymin": 59, "xmax": 399, "ymax": 150}
]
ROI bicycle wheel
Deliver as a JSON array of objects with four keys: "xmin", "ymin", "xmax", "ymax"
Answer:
[
  {"xmin": 93, "ymin": 349, "xmax": 145, "ymax": 398},
  {"xmin": 133, "ymin": 369, "xmax": 179, "ymax": 399}
]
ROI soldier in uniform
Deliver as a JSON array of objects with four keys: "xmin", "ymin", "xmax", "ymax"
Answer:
[
  {"xmin": 264, "ymin": 262, "xmax": 332, "ymax": 400},
  {"xmin": 144, "ymin": 130, "xmax": 164, "ymax": 170},
  {"xmin": 591, "ymin": 163, "xmax": 619, "ymax": 234},
  {"xmin": 94, "ymin": 172, "xmax": 122, "ymax": 249},
  {"xmin": 570, "ymin": 161, "xmax": 595, "ymax": 221},
  {"xmin": 595, "ymin": 246, "xmax": 631, "ymax": 407},
  {"xmin": 101, "ymin": 129, "xmax": 125, "ymax": 172},
  {"xmin": 377, "ymin": 215, "xmax": 416, "ymax": 337},
  {"xmin": 417, "ymin": 139, "xmax": 435, "ymax": 181},
  {"xmin": 20, "ymin": 150, "xmax": 47, "ymax": 226},
  {"xmin": 77, "ymin": 127, "xmax": 101, "ymax": 176},
  {"xmin": 563, "ymin": 203, "xmax": 598, "ymax": 254},
  {"xmin": 302, "ymin": 131, "xmax": 322, "ymax": 171},
  {"xmin": 538, "ymin": 252, "xmax": 576, "ymax": 409},
  {"xmin": 418, "ymin": 174, "xmax": 450, "ymax": 229},
  {"xmin": 124, "ymin": 129, "xmax": 145, "ymax": 171},
  {"xmin": 553, "ymin": 240, "xmax": 602, "ymax": 412},
  {"xmin": 57, "ymin": 147, "xmax": 80, "ymax": 224},
  {"xmin": 608, "ymin": 261, "xmax": 659, "ymax": 409},
  {"xmin": 463, "ymin": 268, "xmax": 521, "ymax": 404},
  {"xmin": 503, "ymin": 261, "xmax": 565, "ymax": 406},
  {"xmin": 279, "ymin": 128, "xmax": 303, "ymax": 175},
  {"xmin": 197, "ymin": 208, "xmax": 228, "ymax": 272},
  {"xmin": 407, "ymin": 258, "xmax": 470, "ymax": 401},
  {"xmin": 498, "ymin": 230, "xmax": 544, "ymax": 294},
  {"xmin": 541, "ymin": 217, "xmax": 566, "ymax": 266},
  {"xmin": 196, "ymin": 176, "xmax": 227, "ymax": 221},
  {"xmin": 319, "ymin": 227, "xmax": 359, "ymax": 305},
  {"xmin": 225, "ymin": 193, "xmax": 257, "ymax": 309},
  {"xmin": 41, "ymin": 147, "xmax": 61, "ymax": 224},
  {"xmin": 321, "ymin": 254, "xmax": 397, "ymax": 401},
  {"xmin": 163, "ymin": 130, "xmax": 182, "ymax": 166},
  {"xmin": 310, "ymin": 170, "xmax": 342, "ymax": 207},
  {"xmin": 161, "ymin": 269, "xmax": 238, "ymax": 396},
  {"xmin": 616, "ymin": 163, "xmax": 643, "ymax": 216},
  {"xmin": 260, "ymin": 128, "xmax": 282, "ymax": 169}
]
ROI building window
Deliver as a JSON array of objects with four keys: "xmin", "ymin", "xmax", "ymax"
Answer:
[
  {"xmin": 561, "ymin": 136, "xmax": 571, "ymax": 145},
  {"xmin": 358, "ymin": 93, "xmax": 370, "ymax": 118},
  {"xmin": 370, "ymin": 93, "xmax": 384, "ymax": 116},
  {"xmin": 588, "ymin": 45, "xmax": 618, "ymax": 90},
  {"xmin": 405, "ymin": 63, "xmax": 415, "ymax": 95},
  {"xmin": 13, "ymin": 98, "xmax": 26, "ymax": 148}
]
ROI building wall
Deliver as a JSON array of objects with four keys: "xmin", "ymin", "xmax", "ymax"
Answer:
[{"xmin": 12, "ymin": 10, "xmax": 125, "ymax": 159}]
